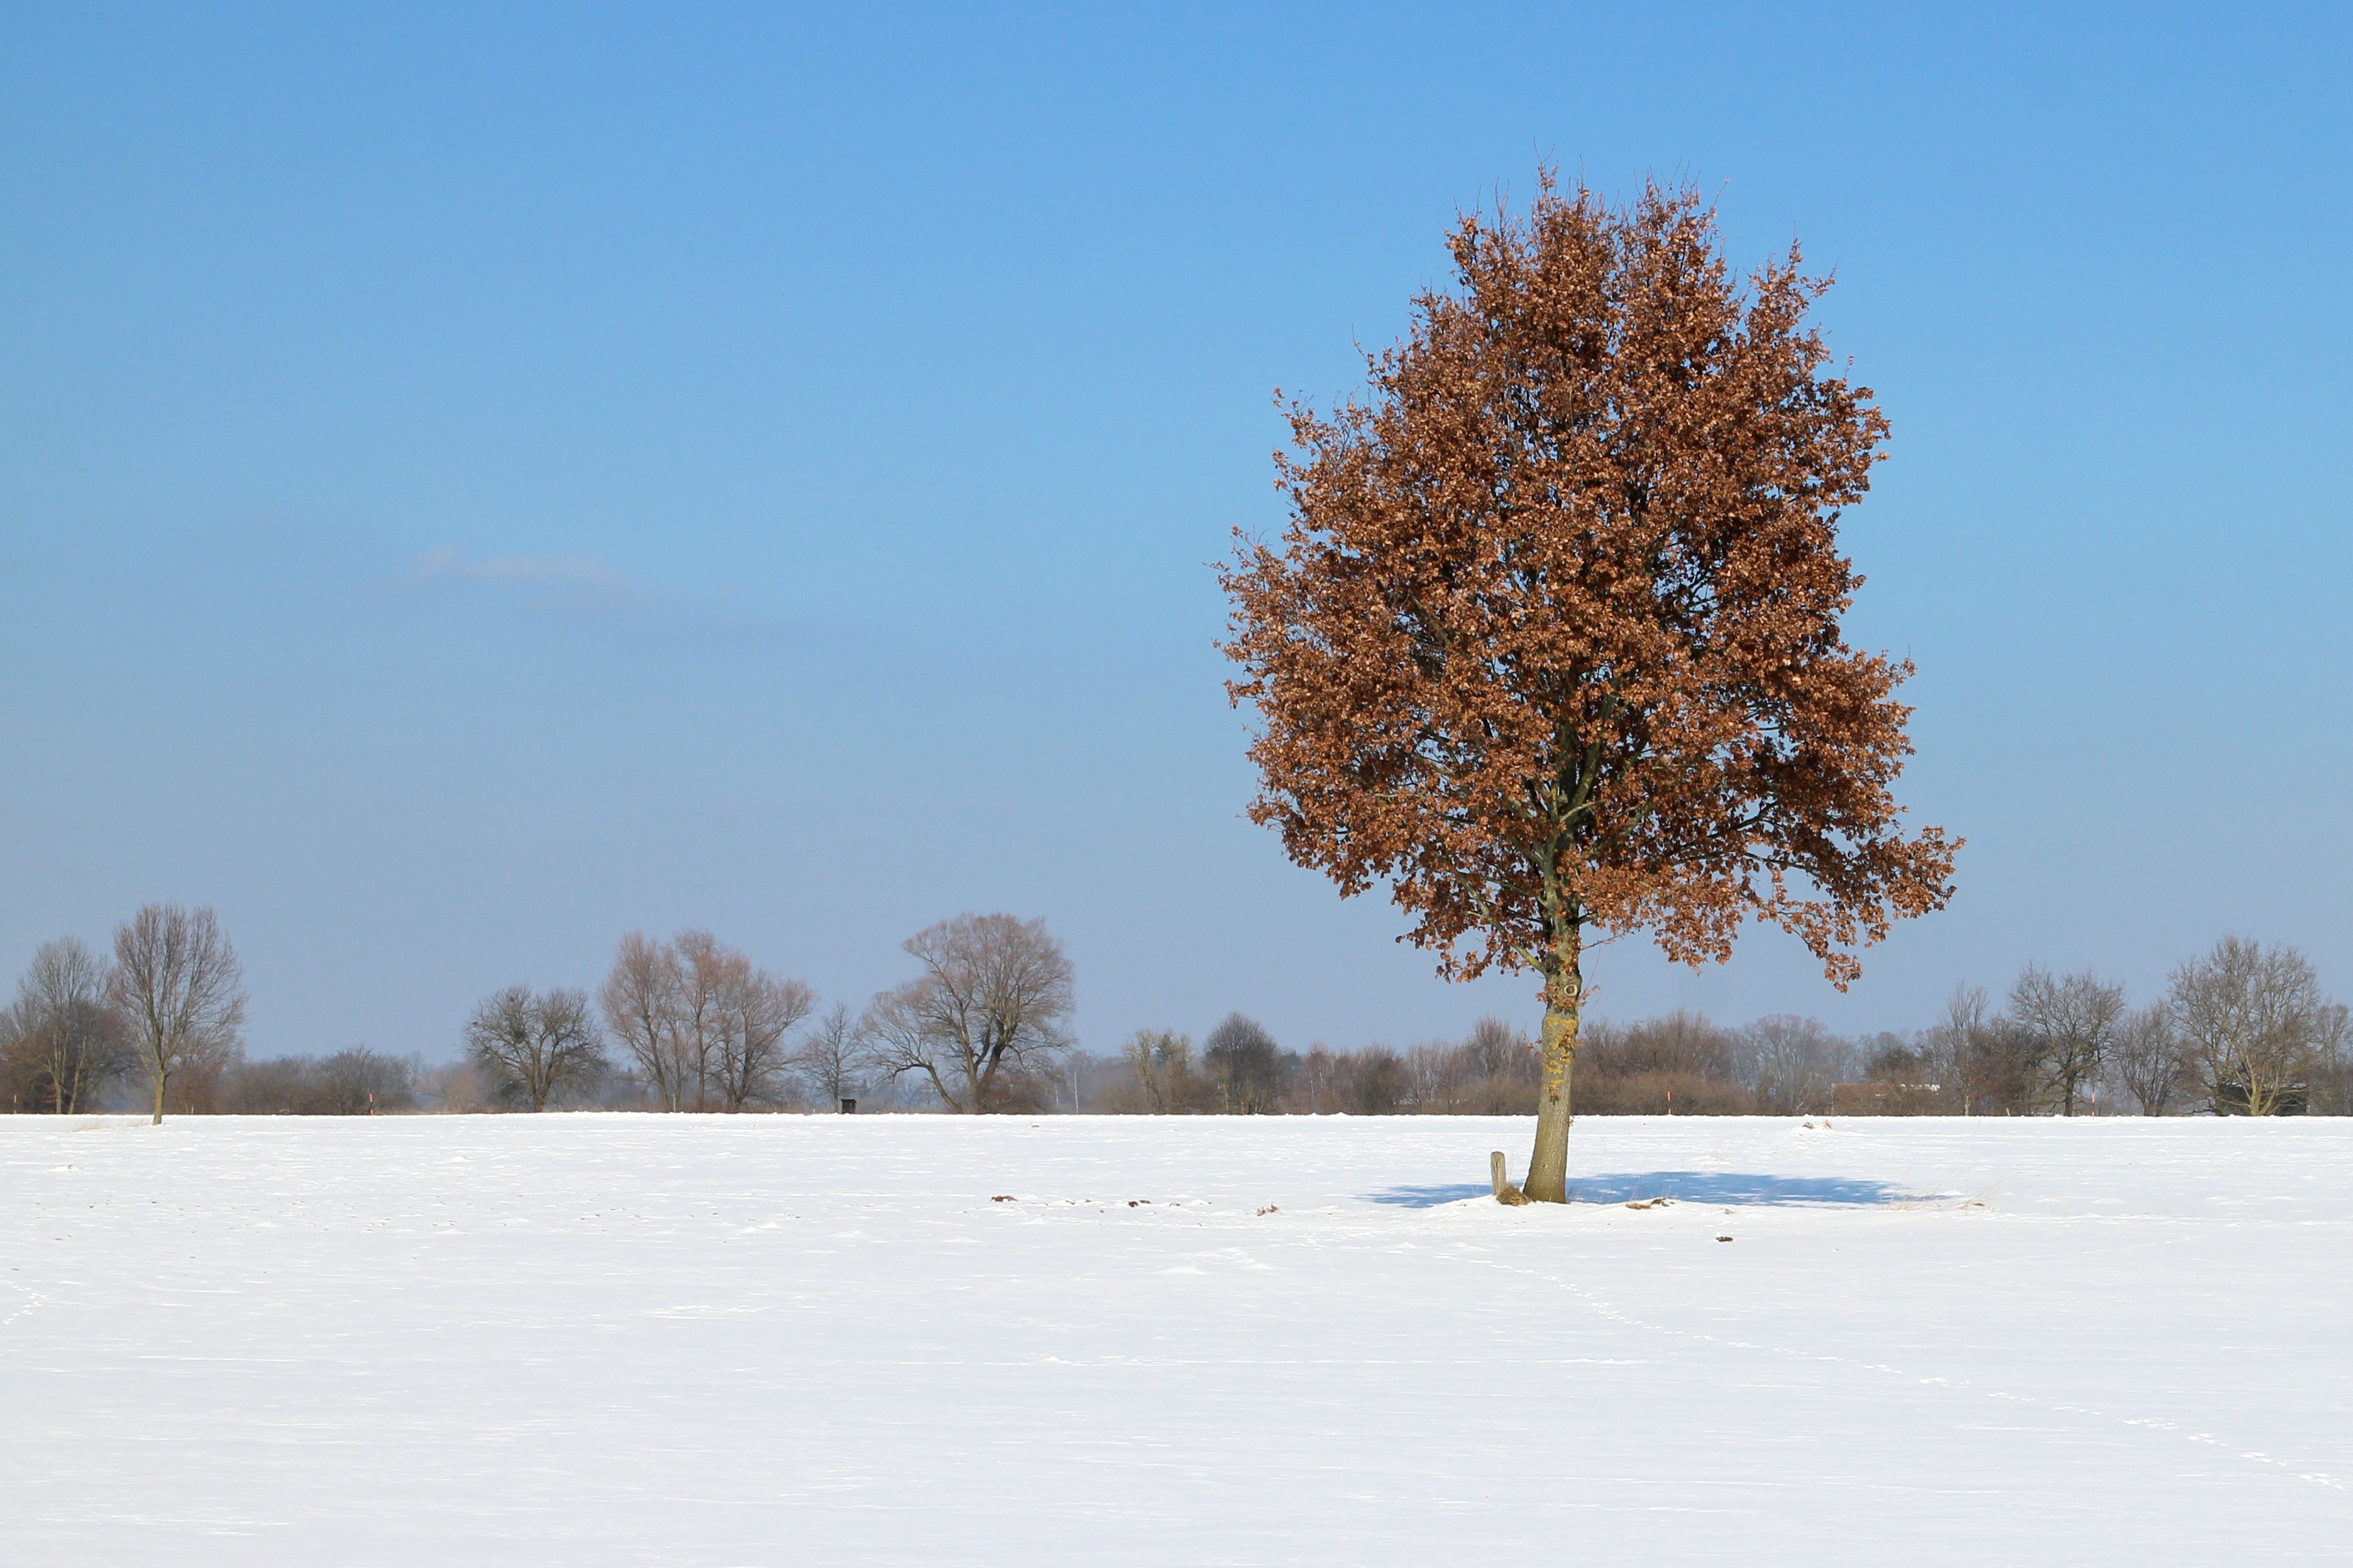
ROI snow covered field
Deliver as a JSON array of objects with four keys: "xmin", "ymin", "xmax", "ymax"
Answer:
[{"xmin": 4, "ymin": 1113, "xmax": 2347, "ymax": 1565}]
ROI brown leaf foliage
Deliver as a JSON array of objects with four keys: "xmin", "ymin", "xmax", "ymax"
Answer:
[{"xmin": 1220, "ymin": 174, "xmax": 1956, "ymax": 988}]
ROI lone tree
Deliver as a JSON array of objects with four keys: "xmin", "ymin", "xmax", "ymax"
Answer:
[
  {"xmin": 2007, "ymin": 965, "xmax": 2125, "ymax": 1116},
  {"xmin": 2111, "ymin": 1003, "xmax": 2191, "ymax": 1116},
  {"xmin": 2168, "ymin": 937, "xmax": 2346, "ymax": 1116},
  {"xmin": 465, "ymin": 986, "xmax": 608, "ymax": 1110},
  {"xmin": 1203, "ymin": 1013, "xmax": 1282, "ymax": 1112},
  {"xmin": 793, "ymin": 1003, "xmax": 876, "ymax": 1109},
  {"xmin": 111, "ymin": 904, "xmax": 247, "ymax": 1124},
  {"xmin": 1221, "ymin": 175, "xmax": 1955, "ymax": 1202},
  {"xmin": 709, "ymin": 956, "xmax": 815, "ymax": 1112},
  {"xmin": 601, "ymin": 931, "xmax": 690, "ymax": 1110},
  {"xmin": 864, "ymin": 913, "xmax": 1073, "ymax": 1113}
]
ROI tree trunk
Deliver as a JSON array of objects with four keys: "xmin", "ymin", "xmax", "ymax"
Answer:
[
  {"xmin": 151, "ymin": 1068, "xmax": 167, "ymax": 1126},
  {"xmin": 2246, "ymin": 1074, "xmax": 2276, "ymax": 1117},
  {"xmin": 1523, "ymin": 923, "xmax": 1583, "ymax": 1203}
]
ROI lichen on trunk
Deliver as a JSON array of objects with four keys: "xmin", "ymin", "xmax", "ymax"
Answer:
[{"xmin": 1524, "ymin": 920, "xmax": 1582, "ymax": 1203}]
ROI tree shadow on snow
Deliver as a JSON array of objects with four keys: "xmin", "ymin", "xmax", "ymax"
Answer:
[{"xmin": 1368, "ymin": 1171, "xmax": 1913, "ymax": 1209}]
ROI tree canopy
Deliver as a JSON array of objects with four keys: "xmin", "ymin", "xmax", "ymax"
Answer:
[{"xmin": 1221, "ymin": 173, "xmax": 1956, "ymax": 1199}]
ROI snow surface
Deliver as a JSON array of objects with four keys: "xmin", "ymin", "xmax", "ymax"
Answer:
[{"xmin": 4, "ymin": 1113, "xmax": 2348, "ymax": 1565}]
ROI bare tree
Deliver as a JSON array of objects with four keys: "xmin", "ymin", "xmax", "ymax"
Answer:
[
  {"xmin": 465, "ymin": 985, "xmax": 608, "ymax": 1110},
  {"xmin": 1286, "ymin": 1045, "xmax": 1340, "ymax": 1114},
  {"xmin": 671, "ymin": 929, "xmax": 732, "ymax": 1110},
  {"xmin": 710, "ymin": 956, "xmax": 815, "ymax": 1112},
  {"xmin": 2008, "ymin": 966, "xmax": 2126, "ymax": 1116},
  {"xmin": 600, "ymin": 930, "xmax": 810, "ymax": 1112},
  {"xmin": 1924, "ymin": 983, "xmax": 2040, "ymax": 1116},
  {"xmin": 2110, "ymin": 1004, "xmax": 2192, "ymax": 1116},
  {"xmin": 416, "ymin": 1060, "xmax": 492, "ymax": 1114},
  {"xmin": 1575, "ymin": 1012, "xmax": 1756, "ymax": 1114},
  {"xmin": 1404, "ymin": 1039, "xmax": 1469, "ymax": 1112},
  {"xmin": 111, "ymin": 904, "xmax": 248, "ymax": 1124},
  {"xmin": 600, "ymin": 932, "xmax": 689, "ymax": 1111},
  {"xmin": 2169, "ymin": 938, "xmax": 2347, "ymax": 1116},
  {"xmin": 1739, "ymin": 1015, "xmax": 1853, "ymax": 1114},
  {"xmin": 1203, "ymin": 1013, "xmax": 1282, "ymax": 1113},
  {"xmin": 1335, "ymin": 1044, "xmax": 1410, "ymax": 1114},
  {"xmin": 1847, "ymin": 1032, "xmax": 1946, "ymax": 1116},
  {"xmin": 1121, "ymin": 1028, "xmax": 1202, "ymax": 1113},
  {"xmin": 221, "ymin": 1053, "xmax": 310, "ymax": 1113},
  {"xmin": 13, "ymin": 937, "xmax": 131, "ymax": 1114},
  {"xmin": 1461, "ymin": 1017, "xmax": 1528, "ymax": 1078},
  {"xmin": 1445, "ymin": 1017, "xmax": 1539, "ymax": 1114},
  {"xmin": 794, "ymin": 1003, "xmax": 874, "ymax": 1109},
  {"xmin": 864, "ymin": 913, "xmax": 1074, "ymax": 1113},
  {"xmin": 0, "ymin": 1002, "xmax": 33, "ymax": 1110},
  {"xmin": 312, "ymin": 1046, "xmax": 418, "ymax": 1114},
  {"xmin": 1918, "ymin": 984, "xmax": 1987, "ymax": 1112}
]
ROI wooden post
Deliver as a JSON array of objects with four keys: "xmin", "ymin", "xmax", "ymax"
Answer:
[{"xmin": 1490, "ymin": 1151, "xmax": 1531, "ymax": 1205}]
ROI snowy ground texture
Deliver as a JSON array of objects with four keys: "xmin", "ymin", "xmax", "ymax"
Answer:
[{"xmin": 4, "ymin": 1114, "xmax": 2349, "ymax": 1566}]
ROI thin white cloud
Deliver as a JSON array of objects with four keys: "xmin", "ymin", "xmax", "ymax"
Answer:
[
  {"xmin": 407, "ymin": 546, "xmax": 636, "ymax": 590},
  {"xmin": 392, "ymin": 546, "xmax": 794, "ymax": 643},
  {"xmin": 400, "ymin": 546, "xmax": 650, "ymax": 610}
]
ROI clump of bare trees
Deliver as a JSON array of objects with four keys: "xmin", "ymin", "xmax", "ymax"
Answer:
[
  {"xmin": 1854, "ymin": 941, "xmax": 2345, "ymax": 1117},
  {"xmin": 1, "ymin": 937, "xmax": 133, "ymax": 1113},
  {"xmin": 1087, "ymin": 1014, "xmax": 1542, "ymax": 1116},
  {"xmin": 1110, "ymin": 1029, "xmax": 1216, "ymax": 1112},
  {"xmin": 1291, "ymin": 1017, "xmax": 1534, "ymax": 1114},
  {"xmin": 1062, "ymin": 936, "xmax": 2348, "ymax": 1119},
  {"xmin": 482, "ymin": 917, "xmax": 1083, "ymax": 1116},
  {"xmin": 3, "ymin": 909, "xmax": 435, "ymax": 1117},
  {"xmin": 1082, "ymin": 1009, "xmax": 1860, "ymax": 1118},
  {"xmin": 4, "ymin": 909, "xmax": 851, "ymax": 1117},
  {"xmin": 1812, "ymin": 945, "xmax": 2345, "ymax": 1118},
  {"xmin": 1573, "ymin": 1014, "xmax": 1756, "ymax": 1114},
  {"xmin": 598, "ymin": 930, "xmax": 816, "ymax": 1112},
  {"xmin": 1742, "ymin": 1016, "xmax": 1853, "ymax": 1114},
  {"xmin": 172, "ymin": 1047, "xmax": 421, "ymax": 1115}
]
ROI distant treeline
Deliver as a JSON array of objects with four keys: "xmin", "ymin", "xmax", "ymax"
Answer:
[
  {"xmin": 1079, "ymin": 940, "xmax": 2350, "ymax": 1118},
  {"xmin": 8, "ymin": 909, "xmax": 2345, "ymax": 1117}
]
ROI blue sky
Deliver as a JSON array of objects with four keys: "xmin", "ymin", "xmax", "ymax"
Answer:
[{"xmin": 4, "ymin": 3, "xmax": 2349, "ymax": 1061}]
